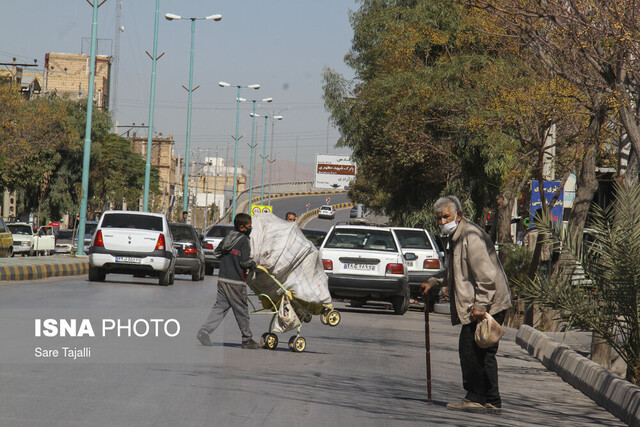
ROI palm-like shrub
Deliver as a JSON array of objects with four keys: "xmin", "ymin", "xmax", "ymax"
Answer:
[{"xmin": 515, "ymin": 183, "xmax": 640, "ymax": 385}]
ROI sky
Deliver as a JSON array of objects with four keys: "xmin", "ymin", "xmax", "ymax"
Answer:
[{"xmin": 0, "ymin": 0, "xmax": 357, "ymax": 173}]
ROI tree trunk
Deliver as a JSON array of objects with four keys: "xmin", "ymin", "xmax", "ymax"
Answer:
[
  {"xmin": 627, "ymin": 361, "xmax": 640, "ymax": 387},
  {"xmin": 590, "ymin": 332, "xmax": 611, "ymax": 369},
  {"xmin": 495, "ymin": 193, "xmax": 514, "ymax": 245}
]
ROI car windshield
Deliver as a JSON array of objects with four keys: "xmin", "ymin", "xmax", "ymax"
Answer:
[
  {"xmin": 170, "ymin": 224, "xmax": 196, "ymax": 242},
  {"xmin": 100, "ymin": 214, "xmax": 163, "ymax": 231},
  {"xmin": 324, "ymin": 228, "xmax": 397, "ymax": 252},
  {"xmin": 8, "ymin": 224, "xmax": 32, "ymax": 235},
  {"xmin": 302, "ymin": 229, "xmax": 327, "ymax": 247},
  {"xmin": 393, "ymin": 229, "xmax": 433, "ymax": 250},
  {"xmin": 85, "ymin": 222, "xmax": 97, "ymax": 236},
  {"xmin": 206, "ymin": 226, "xmax": 233, "ymax": 238}
]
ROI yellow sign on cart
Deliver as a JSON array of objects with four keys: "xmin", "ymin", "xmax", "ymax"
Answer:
[{"xmin": 251, "ymin": 205, "xmax": 273, "ymax": 216}]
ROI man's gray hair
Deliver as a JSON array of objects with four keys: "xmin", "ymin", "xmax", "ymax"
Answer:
[{"xmin": 433, "ymin": 196, "xmax": 462, "ymax": 214}]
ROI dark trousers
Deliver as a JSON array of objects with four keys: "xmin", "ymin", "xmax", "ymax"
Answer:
[{"xmin": 458, "ymin": 310, "xmax": 506, "ymax": 406}]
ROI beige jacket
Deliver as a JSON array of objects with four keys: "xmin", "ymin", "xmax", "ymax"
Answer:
[{"xmin": 429, "ymin": 218, "xmax": 512, "ymax": 325}]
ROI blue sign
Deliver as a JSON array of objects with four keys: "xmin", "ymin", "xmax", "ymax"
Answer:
[{"xmin": 530, "ymin": 180, "xmax": 564, "ymax": 229}]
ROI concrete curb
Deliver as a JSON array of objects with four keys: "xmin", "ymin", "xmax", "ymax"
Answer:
[
  {"xmin": 0, "ymin": 259, "xmax": 89, "ymax": 281},
  {"xmin": 516, "ymin": 325, "xmax": 640, "ymax": 426}
]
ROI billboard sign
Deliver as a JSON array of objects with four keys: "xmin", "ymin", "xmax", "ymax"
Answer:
[
  {"xmin": 529, "ymin": 180, "xmax": 564, "ymax": 229},
  {"xmin": 314, "ymin": 154, "xmax": 356, "ymax": 190}
]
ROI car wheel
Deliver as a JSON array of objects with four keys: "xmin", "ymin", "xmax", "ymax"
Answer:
[
  {"xmin": 159, "ymin": 268, "xmax": 172, "ymax": 286},
  {"xmin": 391, "ymin": 288, "xmax": 410, "ymax": 315},
  {"xmin": 192, "ymin": 263, "xmax": 204, "ymax": 281},
  {"xmin": 28, "ymin": 246, "xmax": 34, "ymax": 257},
  {"xmin": 88, "ymin": 267, "xmax": 106, "ymax": 282},
  {"xmin": 350, "ymin": 299, "xmax": 365, "ymax": 308}
]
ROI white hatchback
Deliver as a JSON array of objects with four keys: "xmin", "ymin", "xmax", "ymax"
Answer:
[
  {"xmin": 391, "ymin": 227, "xmax": 444, "ymax": 298},
  {"xmin": 318, "ymin": 205, "xmax": 336, "ymax": 219}
]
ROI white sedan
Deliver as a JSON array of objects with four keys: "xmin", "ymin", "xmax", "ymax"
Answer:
[{"xmin": 318, "ymin": 205, "xmax": 336, "ymax": 219}]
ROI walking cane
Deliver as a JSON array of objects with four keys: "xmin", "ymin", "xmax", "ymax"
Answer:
[{"xmin": 425, "ymin": 293, "xmax": 432, "ymax": 403}]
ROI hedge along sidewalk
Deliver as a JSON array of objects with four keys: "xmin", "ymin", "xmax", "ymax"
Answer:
[
  {"xmin": 516, "ymin": 325, "xmax": 640, "ymax": 426},
  {"xmin": 0, "ymin": 256, "xmax": 89, "ymax": 281}
]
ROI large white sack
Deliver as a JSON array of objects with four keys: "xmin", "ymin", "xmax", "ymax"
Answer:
[{"xmin": 249, "ymin": 213, "xmax": 331, "ymax": 305}]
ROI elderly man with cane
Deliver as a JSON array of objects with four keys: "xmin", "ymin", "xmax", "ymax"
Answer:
[{"xmin": 421, "ymin": 195, "xmax": 512, "ymax": 414}]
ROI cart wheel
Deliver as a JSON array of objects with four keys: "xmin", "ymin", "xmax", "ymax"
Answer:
[
  {"xmin": 265, "ymin": 333, "xmax": 278, "ymax": 350},
  {"xmin": 302, "ymin": 313, "xmax": 312, "ymax": 323},
  {"xmin": 289, "ymin": 336, "xmax": 306, "ymax": 352},
  {"xmin": 327, "ymin": 310, "xmax": 341, "ymax": 327},
  {"xmin": 320, "ymin": 313, "xmax": 328, "ymax": 325},
  {"xmin": 260, "ymin": 332, "xmax": 269, "ymax": 349}
]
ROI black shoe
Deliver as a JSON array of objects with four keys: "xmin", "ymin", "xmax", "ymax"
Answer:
[
  {"xmin": 197, "ymin": 329, "xmax": 212, "ymax": 346},
  {"xmin": 242, "ymin": 339, "xmax": 261, "ymax": 349}
]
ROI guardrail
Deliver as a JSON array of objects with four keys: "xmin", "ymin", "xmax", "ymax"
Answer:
[{"xmin": 217, "ymin": 181, "xmax": 348, "ymax": 224}]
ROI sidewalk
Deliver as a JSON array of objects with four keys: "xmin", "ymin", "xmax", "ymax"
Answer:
[{"xmin": 0, "ymin": 255, "xmax": 88, "ymax": 281}]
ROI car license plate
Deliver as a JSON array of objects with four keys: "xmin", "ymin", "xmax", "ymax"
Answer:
[
  {"xmin": 344, "ymin": 263, "xmax": 376, "ymax": 271},
  {"xmin": 406, "ymin": 261, "xmax": 414, "ymax": 267},
  {"xmin": 116, "ymin": 256, "xmax": 141, "ymax": 264}
]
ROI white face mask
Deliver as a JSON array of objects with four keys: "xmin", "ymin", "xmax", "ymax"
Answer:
[{"xmin": 439, "ymin": 214, "xmax": 458, "ymax": 235}]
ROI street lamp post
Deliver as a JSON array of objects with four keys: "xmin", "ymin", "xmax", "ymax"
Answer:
[
  {"xmin": 143, "ymin": 0, "xmax": 164, "ymax": 211},
  {"xmin": 267, "ymin": 114, "xmax": 285, "ymax": 204},
  {"xmin": 166, "ymin": 12, "xmax": 222, "ymax": 216},
  {"xmin": 77, "ymin": 0, "xmax": 105, "ymax": 255},
  {"xmin": 219, "ymin": 81, "xmax": 260, "ymax": 220},
  {"xmin": 248, "ymin": 98, "xmax": 272, "ymax": 212}
]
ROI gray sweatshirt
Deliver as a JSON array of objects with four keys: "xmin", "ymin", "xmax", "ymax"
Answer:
[{"xmin": 214, "ymin": 230, "xmax": 256, "ymax": 285}]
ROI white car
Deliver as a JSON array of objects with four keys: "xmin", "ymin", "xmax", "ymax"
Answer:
[
  {"xmin": 320, "ymin": 225, "xmax": 410, "ymax": 314},
  {"xmin": 88, "ymin": 211, "xmax": 177, "ymax": 286},
  {"xmin": 7, "ymin": 223, "xmax": 55, "ymax": 256},
  {"xmin": 391, "ymin": 227, "xmax": 444, "ymax": 299},
  {"xmin": 318, "ymin": 205, "xmax": 336, "ymax": 219}
]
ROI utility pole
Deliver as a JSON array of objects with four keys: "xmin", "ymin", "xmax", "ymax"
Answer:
[
  {"xmin": 111, "ymin": 0, "xmax": 123, "ymax": 130},
  {"xmin": 204, "ymin": 148, "xmax": 210, "ymax": 231},
  {"xmin": 294, "ymin": 136, "xmax": 299, "ymax": 181},
  {"xmin": 213, "ymin": 146, "xmax": 219, "ymax": 222}
]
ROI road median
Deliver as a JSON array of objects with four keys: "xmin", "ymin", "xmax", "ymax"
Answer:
[{"xmin": 0, "ymin": 256, "xmax": 89, "ymax": 282}]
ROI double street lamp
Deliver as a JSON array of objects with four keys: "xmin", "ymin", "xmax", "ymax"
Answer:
[
  {"xmin": 247, "ymin": 98, "xmax": 273, "ymax": 212},
  {"xmin": 219, "ymin": 81, "xmax": 260, "ymax": 220},
  {"xmin": 259, "ymin": 114, "xmax": 283, "ymax": 204},
  {"xmin": 166, "ymin": 12, "xmax": 222, "ymax": 215}
]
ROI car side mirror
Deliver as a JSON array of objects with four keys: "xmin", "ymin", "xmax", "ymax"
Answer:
[{"xmin": 404, "ymin": 252, "xmax": 418, "ymax": 261}]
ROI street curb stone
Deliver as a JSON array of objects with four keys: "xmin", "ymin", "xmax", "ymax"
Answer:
[
  {"xmin": 0, "ymin": 259, "xmax": 88, "ymax": 281},
  {"xmin": 516, "ymin": 325, "xmax": 640, "ymax": 426}
]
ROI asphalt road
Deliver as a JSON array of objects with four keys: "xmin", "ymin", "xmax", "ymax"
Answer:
[{"xmin": 0, "ymin": 274, "xmax": 623, "ymax": 426}]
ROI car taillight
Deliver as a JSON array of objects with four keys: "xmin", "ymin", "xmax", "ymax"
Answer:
[
  {"xmin": 202, "ymin": 243, "xmax": 213, "ymax": 250},
  {"xmin": 185, "ymin": 247, "xmax": 198, "ymax": 256},
  {"xmin": 322, "ymin": 259, "xmax": 333, "ymax": 271},
  {"xmin": 386, "ymin": 263, "xmax": 404, "ymax": 275},
  {"xmin": 93, "ymin": 230, "xmax": 104, "ymax": 247},
  {"xmin": 155, "ymin": 234, "xmax": 166, "ymax": 251},
  {"xmin": 423, "ymin": 258, "xmax": 440, "ymax": 269}
]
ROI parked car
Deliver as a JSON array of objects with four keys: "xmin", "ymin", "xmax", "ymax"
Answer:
[
  {"xmin": 320, "ymin": 224, "xmax": 410, "ymax": 314},
  {"xmin": 88, "ymin": 211, "xmax": 177, "ymax": 286},
  {"xmin": 169, "ymin": 223, "xmax": 206, "ymax": 281},
  {"xmin": 73, "ymin": 221, "xmax": 98, "ymax": 255},
  {"xmin": 0, "ymin": 218, "xmax": 13, "ymax": 257},
  {"xmin": 318, "ymin": 205, "xmax": 336, "ymax": 220},
  {"xmin": 54, "ymin": 230, "xmax": 74, "ymax": 254},
  {"xmin": 349, "ymin": 204, "xmax": 365, "ymax": 218},
  {"xmin": 203, "ymin": 224, "xmax": 235, "ymax": 273},
  {"xmin": 7, "ymin": 223, "xmax": 55, "ymax": 256},
  {"xmin": 301, "ymin": 228, "xmax": 327, "ymax": 249},
  {"xmin": 391, "ymin": 227, "xmax": 445, "ymax": 308}
]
